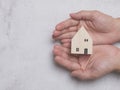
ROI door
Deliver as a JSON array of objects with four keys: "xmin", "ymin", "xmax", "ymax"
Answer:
[{"xmin": 84, "ymin": 48, "xmax": 88, "ymax": 54}]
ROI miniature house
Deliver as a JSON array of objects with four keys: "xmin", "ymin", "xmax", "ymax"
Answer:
[{"xmin": 71, "ymin": 26, "xmax": 93, "ymax": 54}]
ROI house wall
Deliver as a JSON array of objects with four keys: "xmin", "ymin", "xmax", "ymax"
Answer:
[
  {"xmin": 71, "ymin": 28, "xmax": 92, "ymax": 54},
  {"xmin": 0, "ymin": 0, "xmax": 120, "ymax": 90}
]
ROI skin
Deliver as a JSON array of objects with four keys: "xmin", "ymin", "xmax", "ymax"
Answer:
[
  {"xmin": 53, "ymin": 10, "xmax": 120, "ymax": 46},
  {"xmin": 53, "ymin": 45, "xmax": 120, "ymax": 80},
  {"xmin": 52, "ymin": 10, "xmax": 120, "ymax": 80}
]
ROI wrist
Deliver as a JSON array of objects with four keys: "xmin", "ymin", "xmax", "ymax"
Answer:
[{"xmin": 114, "ymin": 48, "xmax": 120, "ymax": 72}]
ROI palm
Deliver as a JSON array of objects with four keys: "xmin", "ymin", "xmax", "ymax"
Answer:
[{"xmin": 53, "ymin": 45, "xmax": 119, "ymax": 80}]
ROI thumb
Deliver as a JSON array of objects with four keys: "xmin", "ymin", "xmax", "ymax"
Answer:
[
  {"xmin": 70, "ymin": 10, "xmax": 96, "ymax": 20},
  {"xmin": 71, "ymin": 69, "xmax": 94, "ymax": 80}
]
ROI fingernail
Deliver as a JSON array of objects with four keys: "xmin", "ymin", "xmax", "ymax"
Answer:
[
  {"xmin": 52, "ymin": 34, "xmax": 55, "ymax": 38},
  {"xmin": 70, "ymin": 13, "xmax": 76, "ymax": 15},
  {"xmin": 56, "ymin": 26, "xmax": 61, "ymax": 30}
]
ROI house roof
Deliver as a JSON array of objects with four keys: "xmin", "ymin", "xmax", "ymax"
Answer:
[{"xmin": 72, "ymin": 26, "xmax": 92, "ymax": 41}]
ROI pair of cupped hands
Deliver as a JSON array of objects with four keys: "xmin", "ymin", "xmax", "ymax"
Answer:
[{"xmin": 52, "ymin": 10, "xmax": 120, "ymax": 80}]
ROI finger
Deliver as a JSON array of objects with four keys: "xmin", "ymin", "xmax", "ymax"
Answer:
[
  {"xmin": 55, "ymin": 56, "xmax": 80, "ymax": 71},
  {"xmin": 59, "ymin": 26, "xmax": 78, "ymax": 36},
  {"xmin": 55, "ymin": 44, "xmax": 79, "ymax": 63},
  {"xmin": 54, "ymin": 32, "xmax": 76, "ymax": 40},
  {"xmin": 63, "ymin": 43, "xmax": 71, "ymax": 48},
  {"xmin": 53, "ymin": 48, "xmax": 68, "ymax": 59},
  {"xmin": 52, "ymin": 31, "xmax": 62, "ymax": 38},
  {"xmin": 55, "ymin": 18, "xmax": 79, "ymax": 30},
  {"xmin": 70, "ymin": 10, "xmax": 97, "ymax": 20},
  {"xmin": 71, "ymin": 70, "xmax": 94, "ymax": 80},
  {"xmin": 53, "ymin": 26, "xmax": 78, "ymax": 38},
  {"xmin": 53, "ymin": 45, "xmax": 70, "ymax": 55},
  {"xmin": 61, "ymin": 39, "xmax": 71, "ymax": 43},
  {"xmin": 68, "ymin": 26, "xmax": 78, "ymax": 32},
  {"xmin": 54, "ymin": 45, "xmax": 79, "ymax": 63}
]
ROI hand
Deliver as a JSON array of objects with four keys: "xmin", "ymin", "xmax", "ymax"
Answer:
[
  {"xmin": 53, "ymin": 45, "xmax": 120, "ymax": 80},
  {"xmin": 53, "ymin": 10, "xmax": 120, "ymax": 46}
]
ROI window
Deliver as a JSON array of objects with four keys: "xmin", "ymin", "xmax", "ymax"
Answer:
[
  {"xmin": 84, "ymin": 39, "xmax": 88, "ymax": 42},
  {"xmin": 76, "ymin": 48, "xmax": 79, "ymax": 52}
]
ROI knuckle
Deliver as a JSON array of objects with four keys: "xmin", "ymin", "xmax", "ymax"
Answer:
[
  {"xmin": 70, "ymin": 20, "xmax": 75, "ymax": 25},
  {"xmin": 92, "ymin": 10, "xmax": 100, "ymax": 16}
]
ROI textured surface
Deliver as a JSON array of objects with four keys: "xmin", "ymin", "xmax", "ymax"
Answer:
[{"xmin": 0, "ymin": 0, "xmax": 120, "ymax": 90}]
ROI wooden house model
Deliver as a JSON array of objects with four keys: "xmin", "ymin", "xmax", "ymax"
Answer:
[{"xmin": 71, "ymin": 26, "xmax": 93, "ymax": 54}]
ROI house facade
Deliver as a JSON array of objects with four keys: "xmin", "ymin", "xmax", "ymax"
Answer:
[{"xmin": 71, "ymin": 26, "xmax": 93, "ymax": 54}]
